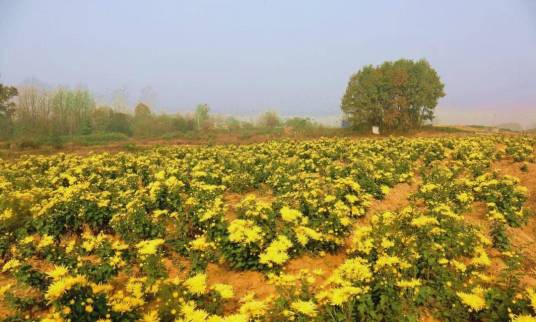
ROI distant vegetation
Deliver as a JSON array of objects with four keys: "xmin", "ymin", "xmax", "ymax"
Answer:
[
  {"xmin": 496, "ymin": 123, "xmax": 523, "ymax": 132},
  {"xmin": 0, "ymin": 84, "xmax": 18, "ymax": 137},
  {"xmin": 2, "ymin": 57, "xmax": 530, "ymax": 150},
  {"xmin": 0, "ymin": 83, "xmax": 333, "ymax": 148},
  {"xmin": 341, "ymin": 59, "xmax": 445, "ymax": 131}
]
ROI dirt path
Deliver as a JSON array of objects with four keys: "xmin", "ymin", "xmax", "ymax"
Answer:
[
  {"xmin": 365, "ymin": 180, "xmax": 420, "ymax": 219},
  {"xmin": 206, "ymin": 263, "xmax": 275, "ymax": 312}
]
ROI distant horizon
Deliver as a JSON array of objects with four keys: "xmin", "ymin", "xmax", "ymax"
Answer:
[
  {"xmin": 1, "ymin": 0, "xmax": 535, "ymax": 127},
  {"xmin": 5, "ymin": 77, "xmax": 535, "ymax": 129}
]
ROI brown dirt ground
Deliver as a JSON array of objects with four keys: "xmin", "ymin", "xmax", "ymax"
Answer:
[
  {"xmin": 163, "ymin": 254, "xmax": 192, "ymax": 281},
  {"xmin": 284, "ymin": 253, "xmax": 347, "ymax": 287},
  {"xmin": 206, "ymin": 263, "xmax": 275, "ymax": 312},
  {"xmin": 222, "ymin": 192, "xmax": 243, "ymax": 221},
  {"xmin": 206, "ymin": 263, "xmax": 275, "ymax": 299},
  {"xmin": 367, "ymin": 181, "xmax": 419, "ymax": 216},
  {"xmin": 463, "ymin": 202, "xmax": 490, "ymax": 234}
]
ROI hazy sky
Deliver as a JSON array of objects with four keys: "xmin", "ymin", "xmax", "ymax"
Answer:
[{"xmin": 1, "ymin": 0, "xmax": 535, "ymax": 126}]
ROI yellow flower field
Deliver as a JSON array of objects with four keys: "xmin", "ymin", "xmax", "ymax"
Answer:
[{"xmin": 0, "ymin": 135, "xmax": 535, "ymax": 321}]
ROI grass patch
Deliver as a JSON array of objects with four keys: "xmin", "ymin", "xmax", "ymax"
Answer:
[
  {"xmin": 122, "ymin": 143, "xmax": 141, "ymax": 152},
  {"xmin": 64, "ymin": 132, "xmax": 130, "ymax": 146},
  {"xmin": 427, "ymin": 125, "xmax": 470, "ymax": 133}
]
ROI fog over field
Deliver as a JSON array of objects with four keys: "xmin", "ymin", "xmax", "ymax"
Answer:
[{"xmin": 1, "ymin": 0, "xmax": 535, "ymax": 127}]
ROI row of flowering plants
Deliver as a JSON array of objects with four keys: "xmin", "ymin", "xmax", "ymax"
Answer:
[{"xmin": 0, "ymin": 135, "xmax": 534, "ymax": 321}]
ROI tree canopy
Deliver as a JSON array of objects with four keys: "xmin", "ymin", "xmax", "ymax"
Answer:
[
  {"xmin": 341, "ymin": 59, "xmax": 445, "ymax": 131},
  {"xmin": 257, "ymin": 111, "xmax": 281, "ymax": 128},
  {"xmin": 0, "ymin": 84, "xmax": 18, "ymax": 138},
  {"xmin": 0, "ymin": 84, "xmax": 18, "ymax": 118}
]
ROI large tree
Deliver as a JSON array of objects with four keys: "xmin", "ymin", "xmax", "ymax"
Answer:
[{"xmin": 341, "ymin": 59, "xmax": 445, "ymax": 130}]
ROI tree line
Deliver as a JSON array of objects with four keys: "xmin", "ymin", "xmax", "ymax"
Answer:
[
  {"xmin": 0, "ymin": 58, "xmax": 446, "ymax": 141},
  {"xmin": 0, "ymin": 84, "xmax": 322, "ymax": 142}
]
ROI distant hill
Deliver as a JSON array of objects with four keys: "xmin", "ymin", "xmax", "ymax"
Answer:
[{"xmin": 496, "ymin": 123, "xmax": 523, "ymax": 132}]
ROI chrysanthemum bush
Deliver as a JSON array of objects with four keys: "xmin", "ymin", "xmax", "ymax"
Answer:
[
  {"xmin": 343, "ymin": 205, "xmax": 490, "ymax": 321},
  {"xmin": 413, "ymin": 161, "xmax": 475, "ymax": 213},
  {"xmin": 415, "ymin": 153, "xmax": 532, "ymax": 251},
  {"xmin": 473, "ymin": 172, "xmax": 530, "ymax": 227},
  {"xmin": 503, "ymin": 136, "xmax": 536, "ymax": 162},
  {"xmin": 0, "ymin": 135, "xmax": 535, "ymax": 321}
]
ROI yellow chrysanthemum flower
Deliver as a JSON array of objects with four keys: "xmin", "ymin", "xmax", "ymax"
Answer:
[
  {"xmin": 456, "ymin": 290, "xmax": 486, "ymax": 311},
  {"xmin": 46, "ymin": 265, "xmax": 69, "ymax": 281},
  {"xmin": 511, "ymin": 315, "xmax": 536, "ymax": 322},
  {"xmin": 291, "ymin": 300, "xmax": 317, "ymax": 317},
  {"xmin": 212, "ymin": 283, "xmax": 234, "ymax": 299},
  {"xmin": 259, "ymin": 235, "xmax": 293, "ymax": 267},
  {"xmin": 184, "ymin": 273, "xmax": 207, "ymax": 295},
  {"xmin": 136, "ymin": 239, "xmax": 165, "ymax": 256}
]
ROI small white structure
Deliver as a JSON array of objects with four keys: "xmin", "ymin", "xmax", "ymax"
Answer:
[{"xmin": 372, "ymin": 126, "xmax": 380, "ymax": 135}]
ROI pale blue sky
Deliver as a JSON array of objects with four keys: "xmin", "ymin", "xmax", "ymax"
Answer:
[{"xmin": 1, "ymin": 1, "xmax": 535, "ymax": 125}]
